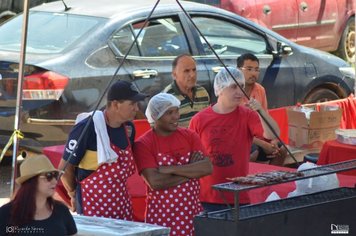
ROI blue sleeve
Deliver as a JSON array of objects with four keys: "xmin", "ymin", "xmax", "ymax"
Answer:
[{"xmin": 62, "ymin": 118, "xmax": 96, "ymax": 166}]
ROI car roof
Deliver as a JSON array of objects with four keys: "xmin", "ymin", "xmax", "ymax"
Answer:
[{"xmin": 33, "ymin": 0, "xmax": 205, "ymax": 18}]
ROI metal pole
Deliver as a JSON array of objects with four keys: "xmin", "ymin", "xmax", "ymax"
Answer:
[
  {"xmin": 234, "ymin": 192, "xmax": 239, "ymax": 222},
  {"xmin": 10, "ymin": 0, "xmax": 30, "ymax": 195}
]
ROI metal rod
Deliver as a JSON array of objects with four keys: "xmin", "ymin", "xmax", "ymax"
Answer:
[
  {"xmin": 234, "ymin": 192, "xmax": 240, "ymax": 222},
  {"xmin": 11, "ymin": 0, "xmax": 30, "ymax": 195},
  {"xmin": 59, "ymin": 0, "xmax": 161, "ymax": 177}
]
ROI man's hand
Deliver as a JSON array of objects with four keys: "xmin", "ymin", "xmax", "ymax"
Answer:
[
  {"xmin": 68, "ymin": 190, "xmax": 77, "ymax": 212},
  {"xmin": 190, "ymin": 151, "xmax": 205, "ymax": 163},
  {"xmin": 158, "ymin": 151, "xmax": 205, "ymax": 174},
  {"xmin": 266, "ymin": 141, "xmax": 283, "ymax": 158},
  {"xmin": 259, "ymin": 140, "xmax": 281, "ymax": 159},
  {"xmin": 70, "ymin": 196, "xmax": 76, "ymax": 212},
  {"xmin": 247, "ymin": 98, "xmax": 262, "ymax": 111}
]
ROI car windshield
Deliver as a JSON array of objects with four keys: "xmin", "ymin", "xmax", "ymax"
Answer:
[{"xmin": 0, "ymin": 11, "xmax": 104, "ymax": 53}]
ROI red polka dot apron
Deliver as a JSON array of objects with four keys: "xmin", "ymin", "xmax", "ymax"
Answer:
[
  {"xmin": 146, "ymin": 152, "xmax": 203, "ymax": 236},
  {"xmin": 80, "ymin": 142, "xmax": 135, "ymax": 220}
]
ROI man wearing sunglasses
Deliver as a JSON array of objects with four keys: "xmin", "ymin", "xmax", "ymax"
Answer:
[
  {"xmin": 237, "ymin": 53, "xmax": 286, "ymax": 166},
  {"xmin": 58, "ymin": 80, "xmax": 146, "ymax": 220}
]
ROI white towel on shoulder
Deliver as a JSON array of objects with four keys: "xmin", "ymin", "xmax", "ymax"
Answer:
[{"xmin": 75, "ymin": 111, "xmax": 118, "ymax": 165}]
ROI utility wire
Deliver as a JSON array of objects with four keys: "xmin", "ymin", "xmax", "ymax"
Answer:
[{"xmin": 59, "ymin": 0, "xmax": 161, "ymax": 178}]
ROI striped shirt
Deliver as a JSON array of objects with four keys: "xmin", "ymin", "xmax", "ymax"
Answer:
[{"xmin": 163, "ymin": 81, "xmax": 210, "ymax": 127}]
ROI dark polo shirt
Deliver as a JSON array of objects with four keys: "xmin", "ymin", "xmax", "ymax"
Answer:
[{"xmin": 163, "ymin": 81, "xmax": 210, "ymax": 127}]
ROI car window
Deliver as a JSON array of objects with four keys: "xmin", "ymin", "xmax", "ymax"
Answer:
[
  {"xmin": 111, "ymin": 26, "xmax": 141, "ymax": 56},
  {"xmin": 0, "ymin": 11, "xmax": 104, "ymax": 53},
  {"xmin": 191, "ymin": 17, "xmax": 267, "ymax": 55},
  {"xmin": 111, "ymin": 17, "xmax": 189, "ymax": 57}
]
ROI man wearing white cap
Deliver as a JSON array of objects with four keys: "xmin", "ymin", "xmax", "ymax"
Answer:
[
  {"xmin": 133, "ymin": 93, "xmax": 212, "ymax": 236},
  {"xmin": 189, "ymin": 67, "xmax": 279, "ymax": 211}
]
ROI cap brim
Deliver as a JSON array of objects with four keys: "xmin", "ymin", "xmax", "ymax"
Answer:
[{"xmin": 130, "ymin": 93, "xmax": 148, "ymax": 101}]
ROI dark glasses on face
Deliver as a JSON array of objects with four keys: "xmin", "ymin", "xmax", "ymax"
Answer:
[{"xmin": 40, "ymin": 171, "xmax": 59, "ymax": 182}]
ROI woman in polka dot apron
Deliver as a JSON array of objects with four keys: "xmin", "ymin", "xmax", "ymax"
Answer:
[{"xmin": 134, "ymin": 93, "xmax": 213, "ymax": 235}]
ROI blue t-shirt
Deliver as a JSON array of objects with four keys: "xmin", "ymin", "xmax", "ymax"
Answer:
[{"xmin": 62, "ymin": 117, "xmax": 135, "ymax": 181}]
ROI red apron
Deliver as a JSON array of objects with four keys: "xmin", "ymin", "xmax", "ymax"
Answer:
[
  {"xmin": 80, "ymin": 140, "xmax": 135, "ymax": 220},
  {"xmin": 146, "ymin": 152, "xmax": 203, "ymax": 236}
]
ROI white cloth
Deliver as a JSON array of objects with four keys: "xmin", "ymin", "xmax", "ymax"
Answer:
[
  {"xmin": 287, "ymin": 162, "xmax": 339, "ymax": 197},
  {"xmin": 265, "ymin": 191, "xmax": 281, "ymax": 202},
  {"xmin": 75, "ymin": 111, "xmax": 118, "ymax": 165}
]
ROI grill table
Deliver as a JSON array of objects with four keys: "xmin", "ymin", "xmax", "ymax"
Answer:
[
  {"xmin": 213, "ymin": 159, "xmax": 356, "ymax": 221},
  {"xmin": 195, "ymin": 160, "xmax": 356, "ymax": 236}
]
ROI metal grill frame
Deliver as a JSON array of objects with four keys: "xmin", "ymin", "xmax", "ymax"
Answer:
[{"xmin": 212, "ymin": 159, "xmax": 356, "ymax": 221}]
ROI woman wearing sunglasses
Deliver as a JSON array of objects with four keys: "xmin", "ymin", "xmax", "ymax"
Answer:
[{"xmin": 0, "ymin": 155, "xmax": 77, "ymax": 235}]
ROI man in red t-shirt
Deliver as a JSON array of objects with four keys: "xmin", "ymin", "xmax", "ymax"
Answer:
[
  {"xmin": 189, "ymin": 67, "xmax": 279, "ymax": 211},
  {"xmin": 134, "ymin": 93, "xmax": 212, "ymax": 236},
  {"xmin": 237, "ymin": 53, "xmax": 287, "ymax": 166}
]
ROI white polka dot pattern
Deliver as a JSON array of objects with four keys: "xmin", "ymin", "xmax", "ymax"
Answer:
[
  {"xmin": 146, "ymin": 152, "xmax": 203, "ymax": 236},
  {"xmin": 80, "ymin": 145, "xmax": 135, "ymax": 220}
]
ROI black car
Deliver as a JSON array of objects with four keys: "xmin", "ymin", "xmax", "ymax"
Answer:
[
  {"xmin": 0, "ymin": 0, "xmax": 57, "ymax": 23},
  {"xmin": 0, "ymin": 0, "xmax": 354, "ymax": 152}
]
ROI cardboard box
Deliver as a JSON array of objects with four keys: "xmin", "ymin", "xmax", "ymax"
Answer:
[{"xmin": 287, "ymin": 106, "xmax": 342, "ymax": 148}]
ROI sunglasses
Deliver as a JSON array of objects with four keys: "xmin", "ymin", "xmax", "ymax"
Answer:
[{"xmin": 40, "ymin": 171, "xmax": 59, "ymax": 182}]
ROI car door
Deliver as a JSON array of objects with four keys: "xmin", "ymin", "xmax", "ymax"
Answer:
[
  {"xmin": 295, "ymin": 0, "xmax": 338, "ymax": 50},
  {"xmin": 185, "ymin": 14, "xmax": 297, "ymax": 108},
  {"xmin": 106, "ymin": 15, "xmax": 211, "ymax": 109},
  {"xmin": 218, "ymin": 0, "xmax": 299, "ymax": 43},
  {"xmin": 254, "ymin": 0, "xmax": 299, "ymax": 43}
]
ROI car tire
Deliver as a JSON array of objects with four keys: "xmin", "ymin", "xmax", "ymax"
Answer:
[
  {"xmin": 337, "ymin": 17, "xmax": 355, "ymax": 64},
  {"xmin": 303, "ymin": 88, "xmax": 340, "ymax": 104}
]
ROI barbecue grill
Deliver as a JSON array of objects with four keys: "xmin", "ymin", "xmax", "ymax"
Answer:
[{"xmin": 194, "ymin": 160, "xmax": 356, "ymax": 236}]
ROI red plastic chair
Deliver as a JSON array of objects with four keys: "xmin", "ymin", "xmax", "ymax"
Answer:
[
  {"xmin": 133, "ymin": 119, "xmax": 151, "ymax": 140},
  {"xmin": 268, "ymin": 107, "xmax": 289, "ymax": 144},
  {"xmin": 130, "ymin": 119, "xmax": 151, "ymax": 221}
]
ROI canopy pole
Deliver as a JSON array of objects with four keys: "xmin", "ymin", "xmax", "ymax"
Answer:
[{"xmin": 10, "ymin": 0, "xmax": 30, "ymax": 195}]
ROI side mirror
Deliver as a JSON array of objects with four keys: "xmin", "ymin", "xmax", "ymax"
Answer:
[
  {"xmin": 280, "ymin": 44, "xmax": 293, "ymax": 55},
  {"xmin": 271, "ymin": 42, "xmax": 293, "ymax": 58}
]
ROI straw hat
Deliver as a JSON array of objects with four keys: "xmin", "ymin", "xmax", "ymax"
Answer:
[{"xmin": 16, "ymin": 155, "xmax": 59, "ymax": 184}]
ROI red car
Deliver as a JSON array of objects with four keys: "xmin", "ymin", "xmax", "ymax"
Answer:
[{"xmin": 190, "ymin": 0, "xmax": 355, "ymax": 64}]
